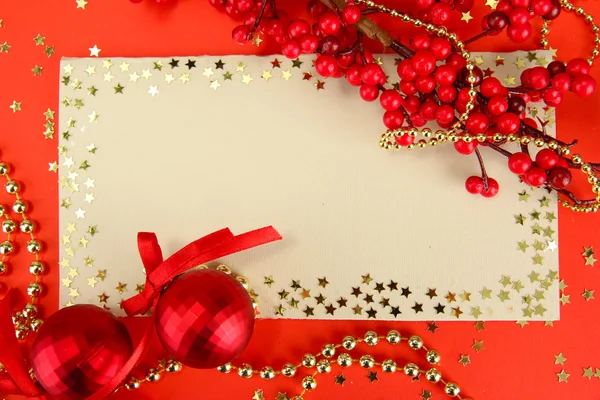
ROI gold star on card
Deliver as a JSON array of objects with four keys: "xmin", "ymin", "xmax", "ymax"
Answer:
[
  {"xmin": 85, "ymin": 65, "xmax": 96, "ymax": 76},
  {"xmin": 479, "ymin": 287, "xmax": 492, "ymax": 299},
  {"xmin": 503, "ymin": 75, "xmax": 516, "ymax": 86},
  {"xmin": 202, "ymin": 67, "xmax": 214, "ymax": 78},
  {"xmin": 472, "ymin": 340, "xmax": 485, "ymax": 353},
  {"xmin": 252, "ymin": 35, "xmax": 263, "ymax": 47},
  {"xmin": 241, "ymin": 74, "xmax": 253, "ymax": 84},
  {"xmin": 223, "ymin": 71, "xmax": 233, "ymax": 80},
  {"xmin": 263, "ymin": 276, "xmax": 274, "ymax": 287},
  {"xmin": 148, "ymin": 86, "xmax": 159, "ymax": 97},
  {"xmin": 459, "ymin": 355, "xmax": 471, "ymax": 366},
  {"xmin": 583, "ymin": 367, "xmax": 594, "ymax": 379},
  {"xmin": 153, "ymin": 61, "xmax": 164, "ymax": 71},
  {"xmin": 76, "ymin": 0, "xmax": 88, "ymax": 9},
  {"xmin": 582, "ymin": 289, "xmax": 595, "ymax": 301},
  {"xmin": 164, "ymin": 74, "xmax": 175, "ymax": 84},
  {"xmin": 69, "ymin": 288, "xmax": 80, "ymax": 298},
  {"xmin": 32, "ymin": 65, "xmax": 43, "ymax": 76},
  {"xmin": 261, "ymin": 70, "xmax": 273, "ymax": 81},
  {"xmin": 0, "ymin": 42, "xmax": 11, "ymax": 53},
  {"xmin": 44, "ymin": 45, "xmax": 55, "ymax": 57},
  {"xmin": 539, "ymin": 196, "xmax": 551, "ymax": 207},
  {"xmin": 461, "ymin": 11, "xmax": 473, "ymax": 23},
  {"xmin": 9, "ymin": 101, "xmax": 22, "ymax": 113},
  {"xmin": 33, "ymin": 34, "xmax": 45, "ymax": 46},
  {"xmin": 361, "ymin": 273, "xmax": 373, "ymax": 284},
  {"xmin": 557, "ymin": 370, "xmax": 570, "ymax": 383},
  {"xmin": 235, "ymin": 62, "xmax": 246, "ymax": 72},
  {"xmin": 474, "ymin": 321, "xmax": 486, "ymax": 332},
  {"xmin": 585, "ymin": 254, "xmax": 597, "ymax": 266},
  {"xmin": 474, "ymin": 56, "xmax": 484, "ymax": 65},
  {"xmin": 543, "ymin": 226, "xmax": 555, "ymax": 238},
  {"xmin": 516, "ymin": 320, "xmax": 528, "ymax": 328},
  {"xmin": 526, "ymin": 52, "xmax": 537, "ymax": 62},
  {"xmin": 517, "ymin": 241, "xmax": 529, "ymax": 252},
  {"xmin": 318, "ymin": 277, "xmax": 329, "ymax": 288},
  {"xmin": 514, "ymin": 58, "xmax": 526, "ymax": 69},
  {"xmin": 79, "ymin": 237, "xmax": 89, "ymax": 248},
  {"xmin": 532, "ymin": 253, "xmax": 544, "ymax": 265},
  {"xmin": 61, "ymin": 276, "xmax": 73, "ymax": 287},
  {"xmin": 116, "ymin": 282, "xmax": 127, "ymax": 294},
  {"xmin": 514, "ymin": 214, "xmax": 526, "ymax": 225},
  {"xmin": 292, "ymin": 58, "xmax": 303, "ymax": 68},
  {"xmin": 497, "ymin": 290, "xmax": 510, "ymax": 302},
  {"xmin": 535, "ymin": 56, "xmax": 548, "ymax": 66},
  {"xmin": 179, "ymin": 73, "xmax": 191, "ymax": 84},
  {"xmin": 87, "ymin": 225, "xmax": 98, "ymax": 236},
  {"xmin": 89, "ymin": 45, "xmax": 101, "ymax": 57},
  {"xmin": 209, "ymin": 80, "xmax": 221, "ymax": 90},
  {"xmin": 583, "ymin": 246, "xmax": 595, "ymax": 257},
  {"xmin": 87, "ymin": 277, "xmax": 98, "ymax": 288},
  {"xmin": 470, "ymin": 306, "xmax": 482, "ymax": 319},
  {"xmin": 485, "ymin": 0, "xmax": 498, "ymax": 8},
  {"xmin": 560, "ymin": 294, "xmax": 570, "ymax": 306},
  {"xmin": 281, "ymin": 69, "xmax": 292, "ymax": 80}
]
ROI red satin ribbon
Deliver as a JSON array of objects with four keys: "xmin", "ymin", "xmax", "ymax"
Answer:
[{"xmin": 0, "ymin": 226, "xmax": 281, "ymax": 400}]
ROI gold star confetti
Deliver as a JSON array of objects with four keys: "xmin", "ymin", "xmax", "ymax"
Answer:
[
  {"xmin": 209, "ymin": 80, "xmax": 221, "ymax": 90},
  {"xmin": 583, "ymin": 246, "xmax": 595, "ymax": 257},
  {"xmin": 85, "ymin": 178, "xmax": 95, "ymax": 188},
  {"xmin": 84, "ymin": 256, "xmax": 94, "ymax": 267},
  {"xmin": 97, "ymin": 269, "xmax": 107, "ymax": 281},
  {"xmin": 153, "ymin": 60, "xmax": 164, "ymax": 71},
  {"xmin": 461, "ymin": 11, "xmax": 473, "ymax": 23},
  {"xmin": 129, "ymin": 72, "xmax": 140, "ymax": 83},
  {"xmin": 451, "ymin": 306, "xmax": 463, "ymax": 318},
  {"xmin": 504, "ymin": 75, "xmax": 516, "ymax": 86},
  {"xmin": 426, "ymin": 321, "xmax": 439, "ymax": 333},
  {"xmin": 103, "ymin": 72, "xmax": 114, "ymax": 82},
  {"xmin": 301, "ymin": 288, "xmax": 311, "ymax": 299},
  {"xmin": 583, "ymin": 367, "xmax": 595, "ymax": 379},
  {"xmin": 281, "ymin": 69, "xmax": 292, "ymax": 80},
  {"xmin": 583, "ymin": 289, "xmax": 595, "ymax": 301},
  {"xmin": 518, "ymin": 190, "xmax": 530, "ymax": 201},
  {"xmin": 76, "ymin": 0, "xmax": 88, "ymax": 9},
  {"xmin": 559, "ymin": 294, "xmax": 570, "ymax": 306},
  {"xmin": 474, "ymin": 56, "xmax": 484, "ymax": 65},
  {"xmin": 48, "ymin": 162, "xmax": 58, "ymax": 173},
  {"xmin": 61, "ymin": 277, "xmax": 73, "ymax": 287},
  {"xmin": 202, "ymin": 67, "xmax": 214, "ymax": 78},
  {"xmin": 497, "ymin": 290, "xmax": 510, "ymax": 302},
  {"xmin": 235, "ymin": 62, "xmax": 246, "ymax": 72},
  {"xmin": 479, "ymin": 287, "xmax": 492, "ymax": 299},
  {"xmin": 539, "ymin": 196, "xmax": 551, "ymax": 207},
  {"xmin": 361, "ymin": 273, "xmax": 373, "ymax": 284},
  {"xmin": 585, "ymin": 254, "xmax": 597, "ymax": 266},
  {"xmin": 459, "ymin": 291, "xmax": 471, "ymax": 301},
  {"xmin": 472, "ymin": 340, "xmax": 485, "ymax": 353},
  {"xmin": 264, "ymin": 276, "xmax": 274, "ymax": 287},
  {"xmin": 546, "ymin": 241, "xmax": 558, "ymax": 251},
  {"xmin": 261, "ymin": 70, "xmax": 273, "ymax": 81},
  {"xmin": 241, "ymin": 74, "xmax": 253, "ymax": 84},
  {"xmin": 252, "ymin": 35, "xmax": 263, "ymax": 47},
  {"xmin": 141, "ymin": 69, "xmax": 152, "ymax": 80},
  {"xmin": 87, "ymin": 276, "xmax": 98, "ymax": 288},
  {"xmin": 148, "ymin": 86, "xmax": 159, "ymax": 97},
  {"xmin": 223, "ymin": 71, "xmax": 233, "ymax": 80},
  {"xmin": 165, "ymin": 74, "xmax": 175, "ymax": 84},
  {"xmin": 292, "ymin": 58, "xmax": 303, "ymax": 68},
  {"xmin": 420, "ymin": 390, "xmax": 432, "ymax": 400},
  {"xmin": 179, "ymin": 73, "xmax": 191, "ymax": 84},
  {"xmin": 33, "ymin": 34, "xmax": 45, "ymax": 46},
  {"xmin": 470, "ymin": 306, "xmax": 482, "ymax": 319},
  {"xmin": 532, "ymin": 253, "xmax": 544, "ymax": 265},
  {"xmin": 318, "ymin": 277, "xmax": 329, "ymax": 288},
  {"xmin": 88, "ymin": 111, "xmax": 99, "ymax": 123},
  {"xmin": 252, "ymin": 389, "xmax": 264, "ymax": 400},
  {"xmin": 514, "ymin": 58, "xmax": 526, "ymax": 69},
  {"xmin": 0, "ymin": 41, "xmax": 11, "ymax": 53},
  {"xmin": 85, "ymin": 65, "xmax": 96, "ymax": 76},
  {"xmin": 119, "ymin": 62, "xmax": 130, "ymax": 72},
  {"xmin": 9, "ymin": 101, "xmax": 22, "ymax": 113},
  {"xmin": 526, "ymin": 51, "xmax": 537, "ymax": 62},
  {"xmin": 135, "ymin": 284, "xmax": 145, "ymax": 294},
  {"xmin": 334, "ymin": 374, "xmax": 346, "ymax": 386},
  {"xmin": 445, "ymin": 291, "xmax": 456, "ymax": 302},
  {"xmin": 543, "ymin": 226, "xmax": 555, "ymax": 238},
  {"xmin": 514, "ymin": 214, "xmax": 526, "ymax": 225},
  {"xmin": 485, "ymin": 0, "xmax": 498, "ymax": 8},
  {"xmin": 89, "ymin": 45, "xmax": 101, "ymax": 57},
  {"xmin": 32, "ymin": 65, "xmax": 43, "ymax": 76},
  {"xmin": 536, "ymin": 55, "xmax": 548, "ymax": 66},
  {"xmin": 557, "ymin": 370, "xmax": 570, "ymax": 383},
  {"xmin": 459, "ymin": 355, "xmax": 470, "ymax": 366},
  {"xmin": 474, "ymin": 321, "xmax": 486, "ymax": 332},
  {"xmin": 69, "ymin": 288, "xmax": 80, "ymax": 298},
  {"xmin": 116, "ymin": 282, "xmax": 128, "ymax": 294},
  {"xmin": 517, "ymin": 241, "xmax": 529, "ymax": 252}
]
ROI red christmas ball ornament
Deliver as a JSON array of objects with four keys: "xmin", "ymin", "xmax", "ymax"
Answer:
[
  {"xmin": 155, "ymin": 268, "xmax": 255, "ymax": 369},
  {"xmin": 31, "ymin": 305, "xmax": 133, "ymax": 400}
]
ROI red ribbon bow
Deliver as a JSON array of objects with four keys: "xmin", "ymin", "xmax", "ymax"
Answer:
[{"xmin": 0, "ymin": 226, "xmax": 281, "ymax": 400}]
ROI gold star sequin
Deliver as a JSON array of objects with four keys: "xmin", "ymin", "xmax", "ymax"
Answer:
[
  {"xmin": 546, "ymin": 241, "xmax": 558, "ymax": 251},
  {"xmin": 89, "ymin": 45, "xmax": 101, "ymax": 57},
  {"xmin": 274, "ymin": 304, "xmax": 286, "ymax": 316},
  {"xmin": 517, "ymin": 241, "xmax": 529, "ymax": 252},
  {"xmin": 585, "ymin": 254, "xmax": 597, "ymax": 266},
  {"xmin": 223, "ymin": 71, "xmax": 233, "ymax": 80},
  {"xmin": 202, "ymin": 67, "xmax": 214, "ymax": 79},
  {"xmin": 88, "ymin": 85, "xmax": 98, "ymax": 96},
  {"xmin": 252, "ymin": 35, "xmax": 263, "ymax": 47},
  {"xmin": 526, "ymin": 52, "xmax": 537, "ymax": 62},
  {"xmin": 301, "ymin": 289, "xmax": 311, "ymax": 299},
  {"xmin": 84, "ymin": 256, "xmax": 94, "ymax": 267},
  {"xmin": 518, "ymin": 190, "xmax": 530, "ymax": 201},
  {"xmin": 209, "ymin": 80, "xmax": 221, "ymax": 91},
  {"xmin": 252, "ymin": 389, "xmax": 264, "ymax": 400},
  {"xmin": 583, "ymin": 289, "xmax": 595, "ymax": 301},
  {"xmin": 153, "ymin": 60, "xmax": 164, "ymax": 71},
  {"xmin": 69, "ymin": 288, "xmax": 80, "ymax": 298},
  {"xmin": 32, "ymin": 65, "xmax": 43, "ymax": 76},
  {"xmin": 497, "ymin": 290, "xmax": 510, "ymax": 302},
  {"xmin": 583, "ymin": 367, "xmax": 595, "ymax": 379},
  {"xmin": 235, "ymin": 62, "xmax": 246, "ymax": 72},
  {"xmin": 0, "ymin": 41, "xmax": 11, "ymax": 53},
  {"xmin": 485, "ymin": 0, "xmax": 498, "ymax": 8},
  {"xmin": 334, "ymin": 375, "xmax": 346, "ymax": 387},
  {"xmin": 76, "ymin": 0, "xmax": 88, "ymax": 8},
  {"xmin": 33, "ymin": 34, "xmax": 45, "ymax": 46},
  {"xmin": 148, "ymin": 86, "xmax": 159, "ymax": 97},
  {"xmin": 352, "ymin": 305, "xmax": 362, "ymax": 315},
  {"xmin": 79, "ymin": 237, "xmax": 89, "ymax": 248},
  {"xmin": 543, "ymin": 226, "xmax": 555, "ymax": 238},
  {"xmin": 420, "ymin": 390, "xmax": 432, "ymax": 400},
  {"xmin": 264, "ymin": 276, "xmax": 274, "ymax": 287},
  {"xmin": 87, "ymin": 277, "xmax": 98, "ymax": 288},
  {"xmin": 532, "ymin": 253, "xmax": 544, "ymax": 265},
  {"xmin": 241, "ymin": 74, "xmax": 253, "ymax": 84},
  {"xmin": 461, "ymin": 11, "xmax": 473, "ymax": 22},
  {"xmin": 557, "ymin": 370, "xmax": 570, "ymax": 383},
  {"xmin": 118, "ymin": 62, "xmax": 130, "ymax": 72},
  {"xmin": 474, "ymin": 321, "xmax": 486, "ymax": 332},
  {"xmin": 98, "ymin": 292, "xmax": 109, "ymax": 303},
  {"xmin": 532, "ymin": 240, "xmax": 545, "ymax": 251},
  {"xmin": 479, "ymin": 287, "xmax": 492, "ymax": 299},
  {"xmin": 9, "ymin": 101, "xmax": 22, "ymax": 113},
  {"xmin": 514, "ymin": 214, "xmax": 526, "ymax": 225},
  {"xmin": 281, "ymin": 69, "xmax": 292, "ymax": 80},
  {"xmin": 48, "ymin": 162, "xmax": 58, "ymax": 173},
  {"xmin": 61, "ymin": 277, "xmax": 73, "ymax": 287},
  {"xmin": 318, "ymin": 277, "xmax": 329, "ymax": 288},
  {"xmin": 459, "ymin": 291, "xmax": 471, "ymax": 302},
  {"xmin": 516, "ymin": 320, "xmax": 529, "ymax": 328},
  {"xmin": 445, "ymin": 291, "xmax": 456, "ymax": 302},
  {"xmin": 470, "ymin": 306, "xmax": 482, "ymax": 319},
  {"xmin": 68, "ymin": 267, "xmax": 79, "ymax": 278},
  {"xmin": 426, "ymin": 321, "xmax": 439, "ymax": 333},
  {"xmin": 474, "ymin": 56, "xmax": 484, "ymax": 65},
  {"xmin": 164, "ymin": 74, "xmax": 175, "ymax": 84},
  {"xmin": 560, "ymin": 294, "xmax": 570, "ymax": 305},
  {"xmin": 459, "ymin": 355, "xmax": 470, "ymax": 366},
  {"xmin": 499, "ymin": 276, "xmax": 512, "ymax": 287},
  {"xmin": 504, "ymin": 75, "xmax": 516, "ymax": 86},
  {"xmin": 261, "ymin": 70, "xmax": 273, "ymax": 81},
  {"xmin": 514, "ymin": 58, "xmax": 526, "ymax": 69},
  {"xmin": 361, "ymin": 273, "xmax": 373, "ymax": 284},
  {"xmin": 472, "ymin": 340, "xmax": 484, "ymax": 353},
  {"xmin": 97, "ymin": 269, "xmax": 107, "ymax": 281},
  {"xmin": 536, "ymin": 55, "xmax": 548, "ymax": 66},
  {"xmin": 136, "ymin": 284, "xmax": 145, "ymax": 293},
  {"xmin": 116, "ymin": 282, "xmax": 127, "ymax": 294},
  {"xmin": 583, "ymin": 246, "xmax": 595, "ymax": 257},
  {"xmin": 292, "ymin": 58, "xmax": 303, "ymax": 68}
]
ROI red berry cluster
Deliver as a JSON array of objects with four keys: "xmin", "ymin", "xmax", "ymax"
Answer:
[
  {"xmin": 415, "ymin": 0, "xmax": 474, "ymax": 25},
  {"xmin": 507, "ymin": 149, "xmax": 571, "ymax": 188},
  {"xmin": 483, "ymin": 0, "xmax": 561, "ymax": 43}
]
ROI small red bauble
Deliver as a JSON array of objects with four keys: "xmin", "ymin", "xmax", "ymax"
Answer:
[
  {"xmin": 437, "ymin": 85, "xmax": 457, "ymax": 103},
  {"xmin": 299, "ymin": 35, "xmax": 319, "ymax": 53},
  {"xmin": 155, "ymin": 269, "xmax": 255, "ymax": 369},
  {"xmin": 383, "ymin": 110, "xmax": 405, "ymax": 129},
  {"xmin": 361, "ymin": 63, "xmax": 386, "ymax": 86},
  {"xmin": 566, "ymin": 58, "xmax": 591, "ymax": 77},
  {"xmin": 315, "ymin": 55, "xmax": 338, "ymax": 77},
  {"xmin": 524, "ymin": 167, "xmax": 547, "ymax": 186},
  {"xmin": 481, "ymin": 178, "xmax": 500, "ymax": 198},
  {"xmin": 507, "ymin": 22, "xmax": 532, "ymax": 43},
  {"xmin": 281, "ymin": 40, "xmax": 301, "ymax": 59},
  {"xmin": 508, "ymin": 152, "xmax": 532, "ymax": 174},
  {"xmin": 288, "ymin": 19, "xmax": 311, "ymax": 40},
  {"xmin": 480, "ymin": 77, "xmax": 503, "ymax": 98},
  {"xmin": 359, "ymin": 84, "xmax": 379, "ymax": 101},
  {"xmin": 430, "ymin": 38, "xmax": 451, "ymax": 60},
  {"xmin": 434, "ymin": 65, "xmax": 457, "ymax": 86},
  {"xmin": 31, "ymin": 305, "xmax": 133, "ymax": 400},
  {"xmin": 397, "ymin": 60, "xmax": 418, "ymax": 81},
  {"xmin": 380, "ymin": 89, "xmax": 403, "ymax": 111},
  {"xmin": 527, "ymin": 66, "xmax": 551, "ymax": 89},
  {"xmin": 496, "ymin": 112, "xmax": 520, "ymax": 133},
  {"xmin": 429, "ymin": 2, "xmax": 452, "ymax": 25},
  {"xmin": 411, "ymin": 50, "xmax": 436, "ymax": 75},
  {"xmin": 454, "ymin": 138, "xmax": 478, "ymax": 155},
  {"xmin": 435, "ymin": 105, "xmax": 455, "ymax": 125},
  {"xmin": 411, "ymin": 34, "xmax": 431, "ymax": 50},
  {"xmin": 532, "ymin": 0, "xmax": 552, "ymax": 14},
  {"xmin": 551, "ymin": 72, "xmax": 572, "ymax": 91},
  {"xmin": 487, "ymin": 96, "xmax": 509, "ymax": 115},
  {"xmin": 419, "ymin": 100, "xmax": 438, "ymax": 121},
  {"xmin": 318, "ymin": 13, "xmax": 341, "ymax": 35},
  {"xmin": 465, "ymin": 112, "xmax": 489, "ymax": 133},
  {"xmin": 487, "ymin": 11, "xmax": 510, "ymax": 31},
  {"xmin": 535, "ymin": 148, "xmax": 559, "ymax": 170},
  {"xmin": 547, "ymin": 166, "xmax": 572, "ymax": 188},
  {"xmin": 465, "ymin": 176, "xmax": 484, "ymax": 194},
  {"xmin": 345, "ymin": 65, "xmax": 362, "ymax": 86},
  {"xmin": 415, "ymin": 75, "xmax": 436, "ymax": 93},
  {"xmin": 571, "ymin": 75, "xmax": 596, "ymax": 98}
]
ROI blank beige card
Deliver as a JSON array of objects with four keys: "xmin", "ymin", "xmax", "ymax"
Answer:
[{"xmin": 58, "ymin": 51, "xmax": 559, "ymax": 321}]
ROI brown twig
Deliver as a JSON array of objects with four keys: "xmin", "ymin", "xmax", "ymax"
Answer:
[{"xmin": 474, "ymin": 148, "xmax": 489, "ymax": 190}]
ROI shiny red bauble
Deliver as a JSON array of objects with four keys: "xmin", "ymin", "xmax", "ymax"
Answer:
[
  {"xmin": 31, "ymin": 305, "xmax": 133, "ymax": 400},
  {"xmin": 155, "ymin": 269, "xmax": 255, "ymax": 369}
]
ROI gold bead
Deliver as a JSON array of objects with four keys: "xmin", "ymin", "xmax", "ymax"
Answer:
[
  {"xmin": 13, "ymin": 200, "xmax": 26, "ymax": 213},
  {"xmin": 540, "ymin": 38, "xmax": 548, "ymax": 47},
  {"xmin": 548, "ymin": 141, "xmax": 559, "ymax": 150},
  {"xmin": 463, "ymin": 134, "xmax": 472, "ymax": 143},
  {"xmin": 316, "ymin": 359, "xmax": 331, "ymax": 374},
  {"xmin": 426, "ymin": 350, "xmax": 441, "ymax": 364},
  {"xmin": 27, "ymin": 240, "xmax": 42, "ymax": 254},
  {"xmin": 301, "ymin": 376, "xmax": 317, "ymax": 391},
  {"xmin": 5, "ymin": 181, "xmax": 19, "ymax": 195},
  {"xmin": 576, "ymin": 6, "xmax": 585, "ymax": 14},
  {"xmin": 22, "ymin": 304, "xmax": 37, "ymax": 319},
  {"xmin": 16, "ymin": 324, "xmax": 29, "ymax": 340},
  {"xmin": 238, "ymin": 364, "xmax": 253, "ymax": 378},
  {"xmin": 588, "ymin": 175, "xmax": 598, "ymax": 184},
  {"xmin": 572, "ymin": 154, "xmax": 583, "ymax": 164},
  {"xmin": 27, "ymin": 283, "xmax": 42, "ymax": 298},
  {"xmin": 320, "ymin": 344, "xmax": 335, "ymax": 358},
  {"xmin": 359, "ymin": 355, "xmax": 374, "ymax": 369},
  {"xmin": 534, "ymin": 138, "xmax": 545, "ymax": 147},
  {"xmin": 217, "ymin": 363, "xmax": 232, "ymax": 373},
  {"xmin": 125, "ymin": 377, "xmax": 141, "ymax": 390},
  {"xmin": 426, "ymin": 368, "xmax": 442, "ymax": 382},
  {"xmin": 541, "ymin": 27, "xmax": 549, "ymax": 35},
  {"xmin": 0, "ymin": 363, "xmax": 4, "ymax": 372},
  {"xmin": 417, "ymin": 139, "xmax": 427, "ymax": 148},
  {"xmin": 337, "ymin": 353, "xmax": 352, "ymax": 368},
  {"xmin": 260, "ymin": 366, "xmax": 275, "ymax": 380},
  {"xmin": 422, "ymin": 128, "xmax": 432, "ymax": 138},
  {"xmin": 386, "ymin": 330, "xmax": 401, "ymax": 344},
  {"xmin": 166, "ymin": 360, "xmax": 182, "ymax": 373},
  {"xmin": 408, "ymin": 335, "xmax": 423, "ymax": 350},
  {"xmin": 0, "ymin": 163, "xmax": 8, "ymax": 176},
  {"xmin": 0, "ymin": 205, "xmax": 4, "ymax": 217},
  {"xmin": 445, "ymin": 383, "xmax": 461, "ymax": 397},
  {"xmin": 302, "ymin": 354, "xmax": 317, "ymax": 368},
  {"xmin": 593, "ymin": 24, "xmax": 600, "ymax": 32},
  {"xmin": 561, "ymin": 147, "xmax": 571, "ymax": 155},
  {"xmin": 20, "ymin": 220, "xmax": 34, "ymax": 233},
  {"xmin": 281, "ymin": 363, "xmax": 296, "ymax": 377},
  {"xmin": 592, "ymin": 185, "xmax": 600, "ymax": 193},
  {"xmin": 0, "ymin": 241, "xmax": 14, "ymax": 255},
  {"xmin": 364, "ymin": 331, "xmax": 379, "ymax": 346},
  {"xmin": 403, "ymin": 363, "xmax": 419, "ymax": 377},
  {"xmin": 507, "ymin": 134, "xmax": 518, "ymax": 142},
  {"xmin": 29, "ymin": 261, "xmax": 44, "ymax": 276},
  {"xmin": 2, "ymin": 220, "xmax": 16, "ymax": 233},
  {"xmin": 382, "ymin": 360, "xmax": 397, "ymax": 373},
  {"xmin": 449, "ymin": 33, "xmax": 457, "ymax": 41},
  {"xmin": 216, "ymin": 264, "xmax": 231, "ymax": 274},
  {"xmin": 30, "ymin": 319, "xmax": 43, "ymax": 333},
  {"xmin": 235, "ymin": 275, "xmax": 249, "ymax": 290},
  {"xmin": 465, "ymin": 63, "xmax": 474, "ymax": 71},
  {"xmin": 581, "ymin": 164, "xmax": 592, "ymax": 173},
  {"xmin": 409, "ymin": 127, "xmax": 418, "ymax": 137},
  {"xmin": 593, "ymin": 48, "xmax": 600, "ymax": 57},
  {"xmin": 0, "ymin": 261, "xmax": 7, "ymax": 275},
  {"xmin": 342, "ymin": 335, "xmax": 357, "ymax": 350},
  {"xmin": 12, "ymin": 311, "xmax": 25, "ymax": 325}
]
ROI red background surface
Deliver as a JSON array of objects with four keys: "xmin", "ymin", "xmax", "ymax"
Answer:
[{"xmin": 1, "ymin": 1, "xmax": 600, "ymax": 399}]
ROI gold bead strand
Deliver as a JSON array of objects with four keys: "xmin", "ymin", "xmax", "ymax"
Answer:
[{"xmin": 123, "ymin": 359, "xmax": 183, "ymax": 391}]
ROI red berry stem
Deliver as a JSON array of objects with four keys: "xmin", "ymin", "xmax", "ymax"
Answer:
[
  {"xmin": 474, "ymin": 147, "xmax": 490, "ymax": 191},
  {"xmin": 463, "ymin": 29, "xmax": 492, "ymax": 45},
  {"xmin": 390, "ymin": 40, "xmax": 415, "ymax": 59},
  {"xmin": 246, "ymin": 0, "xmax": 277, "ymax": 41},
  {"xmin": 551, "ymin": 187, "xmax": 599, "ymax": 206}
]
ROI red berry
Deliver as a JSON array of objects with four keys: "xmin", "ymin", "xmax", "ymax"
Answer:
[
  {"xmin": 455, "ymin": 0, "xmax": 474, "ymax": 11},
  {"xmin": 488, "ymin": 96, "xmax": 509, "ymax": 115},
  {"xmin": 400, "ymin": 81, "xmax": 417, "ymax": 96},
  {"xmin": 307, "ymin": 0, "xmax": 327, "ymax": 18},
  {"xmin": 435, "ymin": 105, "xmax": 455, "ymax": 125},
  {"xmin": 361, "ymin": 64, "xmax": 386, "ymax": 85},
  {"xmin": 267, "ymin": 20, "xmax": 286, "ymax": 37},
  {"xmin": 466, "ymin": 112, "xmax": 489, "ymax": 133},
  {"xmin": 232, "ymin": 25, "xmax": 250, "ymax": 44},
  {"xmin": 480, "ymin": 77, "xmax": 504, "ymax": 98},
  {"xmin": 404, "ymin": 96, "xmax": 421, "ymax": 113},
  {"xmin": 447, "ymin": 53, "xmax": 467, "ymax": 71},
  {"xmin": 507, "ymin": 96, "xmax": 526, "ymax": 114},
  {"xmin": 566, "ymin": 58, "xmax": 591, "ymax": 76},
  {"xmin": 487, "ymin": 11, "xmax": 510, "ymax": 31},
  {"xmin": 547, "ymin": 60, "xmax": 566, "ymax": 76},
  {"xmin": 509, "ymin": 8, "xmax": 530, "ymax": 26},
  {"xmin": 315, "ymin": 55, "xmax": 339, "ymax": 77},
  {"xmin": 411, "ymin": 50, "xmax": 437, "ymax": 75},
  {"xmin": 383, "ymin": 110, "xmax": 405, "ymax": 129},
  {"xmin": 508, "ymin": 152, "xmax": 532, "ymax": 174},
  {"xmin": 380, "ymin": 90, "xmax": 403, "ymax": 111},
  {"xmin": 395, "ymin": 133, "xmax": 415, "ymax": 146},
  {"xmin": 434, "ymin": 65, "xmax": 457, "ymax": 86},
  {"xmin": 320, "ymin": 35, "xmax": 341, "ymax": 55},
  {"xmin": 235, "ymin": 0, "xmax": 254, "ymax": 13},
  {"xmin": 359, "ymin": 84, "xmax": 379, "ymax": 102},
  {"xmin": 571, "ymin": 75, "xmax": 596, "ymax": 97},
  {"xmin": 547, "ymin": 166, "xmax": 572, "ymax": 188},
  {"xmin": 481, "ymin": 178, "xmax": 500, "ymax": 197},
  {"xmin": 551, "ymin": 72, "xmax": 572, "ymax": 91},
  {"xmin": 496, "ymin": 113, "xmax": 520, "ymax": 133},
  {"xmin": 454, "ymin": 136, "xmax": 478, "ymax": 155},
  {"xmin": 542, "ymin": 0, "xmax": 561, "ymax": 19},
  {"xmin": 346, "ymin": 65, "xmax": 362, "ymax": 86},
  {"xmin": 430, "ymin": 38, "xmax": 451, "ymax": 60},
  {"xmin": 496, "ymin": 0, "xmax": 513, "ymax": 14},
  {"xmin": 282, "ymin": 40, "xmax": 301, "ymax": 59},
  {"xmin": 524, "ymin": 167, "xmax": 547, "ymax": 186},
  {"xmin": 542, "ymin": 88, "xmax": 562, "ymax": 106},
  {"xmin": 430, "ymin": 2, "xmax": 452, "ymax": 24},
  {"xmin": 415, "ymin": 75, "xmax": 436, "ymax": 93},
  {"xmin": 299, "ymin": 35, "xmax": 319, "ymax": 53},
  {"xmin": 511, "ymin": 0, "xmax": 530, "ymax": 7},
  {"xmin": 416, "ymin": 0, "xmax": 435, "ymax": 8},
  {"xmin": 337, "ymin": 53, "xmax": 355, "ymax": 68},
  {"xmin": 342, "ymin": 5, "xmax": 361, "ymax": 24},
  {"xmin": 465, "ymin": 176, "xmax": 484, "ymax": 194},
  {"xmin": 528, "ymin": 66, "xmax": 551, "ymax": 89},
  {"xmin": 410, "ymin": 112, "xmax": 427, "ymax": 127},
  {"xmin": 523, "ymin": 117, "xmax": 538, "ymax": 128},
  {"xmin": 507, "ymin": 22, "xmax": 532, "ymax": 42},
  {"xmin": 458, "ymin": 87, "xmax": 471, "ymax": 103},
  {"xmin": 535, "ymin": 149, "xmax": 559, "ymax": 170},
  {"xmin": 437, "ymin": 85, "xmax": 457, "ymax": 103},
  {"xmin": 532, "ymin": 0, "xmax": 552, "ymax": 15},
  {"xmin": 397, "ymin": 60, "xmax": 418, "ymax": 81},
  {"xmin": 411, "ymin": 34, "xmax": 431, "ymax": 50},
  {"xmin": 288, "ymin": 20, "xmax": 311, "ymax": 39},
  {"xmin": 419, "ymin": 100, "xmax": 438, "ymax": 121},
  {"xmin": 319, "ymin": 13, "xmax": 341, "ymax": 35}
]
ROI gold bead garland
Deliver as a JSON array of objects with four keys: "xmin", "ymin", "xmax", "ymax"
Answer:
[{"xmin": 0, "ymin": 161, "xmax": 46, "ymax": 339}]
